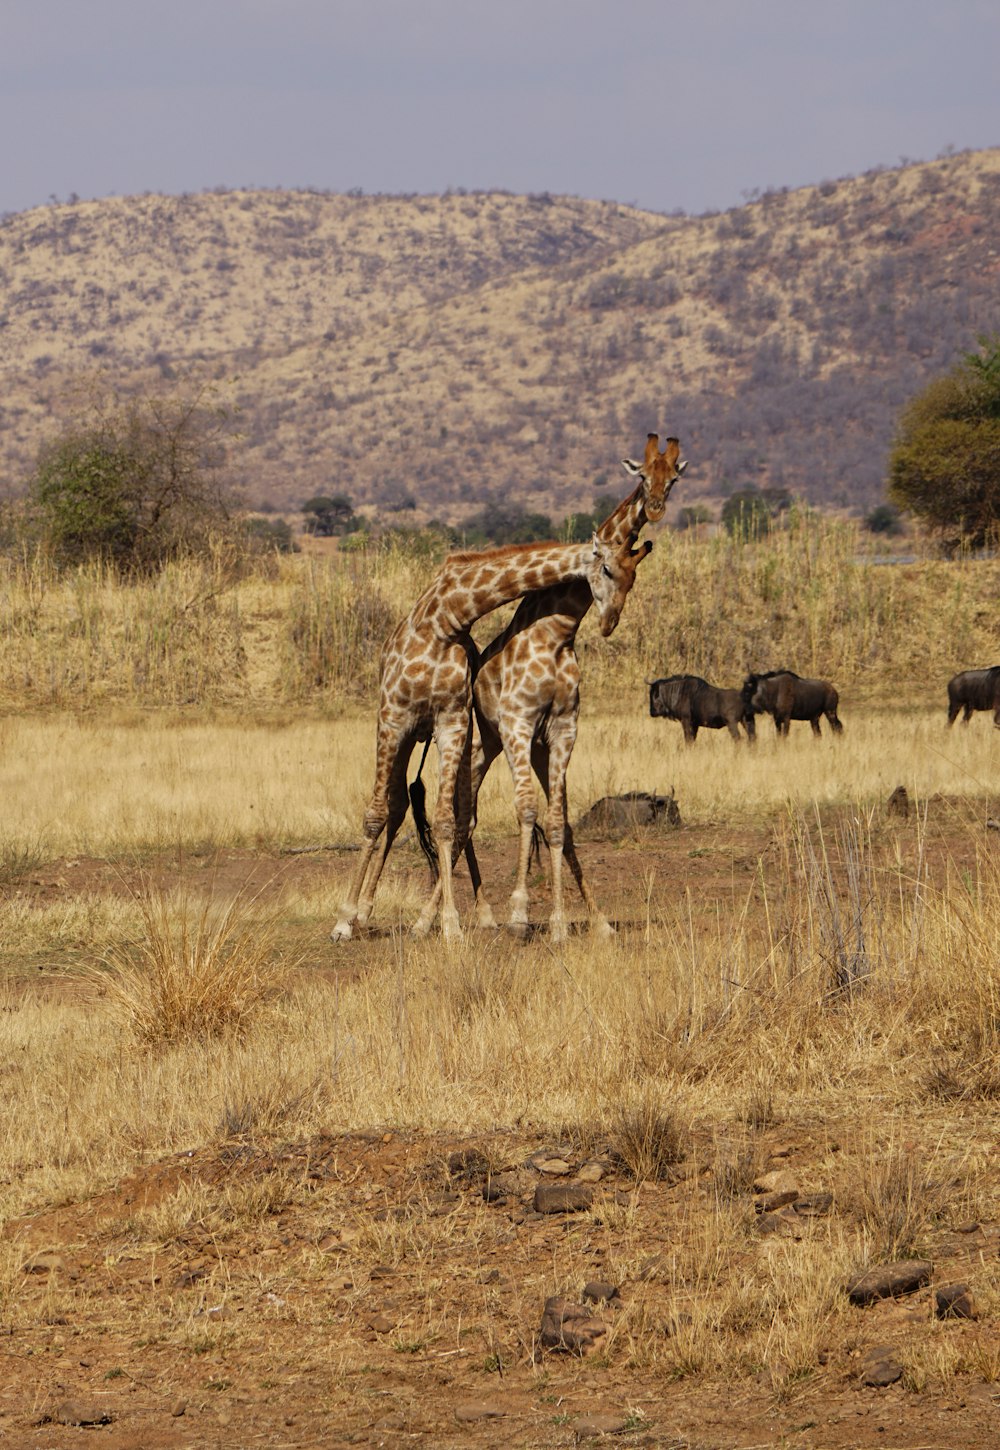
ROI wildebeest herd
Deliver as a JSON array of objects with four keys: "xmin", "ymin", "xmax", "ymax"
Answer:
[{"xmin": 649, "ymin": 665, "xmax": 1000, "ymax": 742}]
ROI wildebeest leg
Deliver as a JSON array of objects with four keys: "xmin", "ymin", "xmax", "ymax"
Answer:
[
  {"xmin": 963, "ymin": 703, "xmax": 974, "ymax": 723},
  {"xmin": 726, "ymin": 719, "xmax": 741, "ymax": 741},
  {"xmin": 332, "ymin": 722, "xmax": 415, "ymax": 942},
  {"xmin": 827, "ymin": 709, "xmax": 844, "ymax": 733},
  {"xmin": 682, "ymin": 717, "xmax": 697, "ymax": 744},
  {"xmin": 743, "ymin": 715, "xmax": 757, "ymax": 744},
  {"xmin": 356, "ymin": 741, "xmax": 417, "ymax": 926},
  {"xmin": 947, "ymin": 699, "xmax": 961, "ymax": 726},
  {"xmin": 810, "ymin": 716, "xmax": 822, "ymax": 736}
]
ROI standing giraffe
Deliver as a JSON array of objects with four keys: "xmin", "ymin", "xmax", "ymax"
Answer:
[
  {"xmin": 331, "ymin": 532, "xmax": 645, "ymax": 943},
  {"xmin": 419, "ymin": 434, "xmax": 687, "ymax": 940}
]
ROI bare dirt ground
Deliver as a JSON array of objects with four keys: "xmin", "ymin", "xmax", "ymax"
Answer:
[{"xmin": 3, "ymin": 806, "xmax": 1000, "ymax": 1449}]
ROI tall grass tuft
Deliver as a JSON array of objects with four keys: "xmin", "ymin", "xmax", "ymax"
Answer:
[{"xmin": 100, "ymin": 883, "xmax": 290, "ymax": 1045}]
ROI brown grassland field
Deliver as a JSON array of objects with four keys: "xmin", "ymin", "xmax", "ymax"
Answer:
[{"xmin": 1, "ymin": 515, "xmax": 1000, "ymax": 1448}]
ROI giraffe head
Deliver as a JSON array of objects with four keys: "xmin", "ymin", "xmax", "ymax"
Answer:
[
  {"xmin": 588, "ymin": 535, "xmax": 653, "ymax": 637},
  {"xmin": 621, "ymin": 434, "xmax": 688, "ymax": 523}
]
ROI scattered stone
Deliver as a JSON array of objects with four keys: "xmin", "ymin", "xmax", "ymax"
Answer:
[
  {"xmin": 577, "ymin": 1161, "xmax": 606, "ymax": 1184},
  {"xmin": 540, "ymin": 1296, "xmax": 607, "ymax": 1354},
  {"xmin": 534, "ymin": 1183, "xmax": 595, "ymax": 1214},
  {"xmin": 175, "ymin": 1266, "xmax": 207, "ymax": 1288},
  {"xmin": 367, "ymin": 1312, "xmax": 397, "ymax": 1334},
  {"xmin": 582, "ymin": 1280, "xmax": 621, "ymax": 1306},
  {"xmin": 757, "ymin": 1208, "xmax": 802, "ymax": 1238},
  {"xmin": 369, "ymin": 1264, "xmax": 395, "ymax": 1281},
  {"xmin": 570, "ymin": 1412, "xmax": 630, "ymax": 1437},
  {"xmin": 886, "ymin": 785, "xmax": 909, "ymax": 818},
  {"xmin": 793, "ymin": 1192, "xmax": 834, "ymax": 1216},
  {"xmin": 536, "ymin": 1157, "xmax": 573, "ymax": 1176},
  {"xmin": 170, "ymin": 1400, "xmax": 187, "ymax": 1418},
  {"xmin": 935, "ymin": 1283, "xmax": 978, "ymax": 1320},
  {"xmin": 755, "ymin": 1189, "xmax": 798, "ymax": 1213},
  {"xmin": 22, "ymin": 1253, "xmax": 65, "ymax": 1276},
  {"xmin": 52, "ymin": 1401, "xmax": 114, "ymax": 1427},
  {"xmin": 955, "ymin": 1221, "xmax": 981, "ymax": 1234},
  {"xmin": 860, "ymin": 1345, "xmax": 904, "ymax": 1387},
  {"xmin": 455, "ymin": 1401, "xmax": 506, "ymax": 1423},
  {"xmin": 752, "ymin": 1169, "xmax": 799, "ymax": 1196},
  {"xmin": 846, "ymin": 1260, "xmax": 933, "ymax": 1306},
  {"xmin": 374, "ymin": 1412, "xmax": 406, "ymax": 1431}
]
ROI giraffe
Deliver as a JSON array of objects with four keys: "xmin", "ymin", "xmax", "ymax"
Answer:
[
  {"xmin": 418, "ymin": 434, "xmax": 687, "ymax": 941},
  {"xmin": 330, "ymin": 531, "xmax": 646, "ymax": 943}
]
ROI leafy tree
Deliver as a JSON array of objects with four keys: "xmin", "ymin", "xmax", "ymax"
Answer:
[
  {"xmin": 676, "ymin": 504, "xmax": 715, "ymax": 531},
  {"xmin": 888, "ymin": 335, "xmax": 1000, "ymax": 549},
  {"xmin": 30, "ymin": 383, "xmax": 235, "ymax": 570},
  {"xmin": 244, "ymin": 516, "xmax": 298, "ymax": 553},
  {"xmin": 864, "ymin": 503, "xmax": 903, "ymax": 535},
  {"xmin": 720, "ymin": 487, "xmax": 772, "ymax": 540},
  {"xmin": 563, "ymin": 491, "xmax": 623, "ymax": 542},
  {"xmin": 463, "ymin": 500, "xmax": 554, "ymax": 545},
  {"xmin": 301, "ymin": 493, "xmax": 357, "ymax": 536}
]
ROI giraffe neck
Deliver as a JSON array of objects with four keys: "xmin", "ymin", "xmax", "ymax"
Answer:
[
  {"xmin": 596, "ymin": 484, "xmax": 645, "ymax": 547},
  {"xmin": 425, "ymin": 539, "xmax": 596, "ymax": 637},
  {"xmin": 479, "ymin": 578, "xmax": 592, "ymax": 669}
]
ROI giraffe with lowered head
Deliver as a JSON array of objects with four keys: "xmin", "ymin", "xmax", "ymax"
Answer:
[
  {"xmin": 417, "ymin": 434, "xmax": 686, "ymax": 941},
  {"xmin": 331, "ymin": 530, "xmax": 649, "ymax": 943}
]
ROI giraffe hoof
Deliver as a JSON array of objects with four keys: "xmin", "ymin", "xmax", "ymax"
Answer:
[
  {"xmin": 550, "ymin": 922, "xmax": 569, "ymax": 945},
  {"xmin": 475, "ymin": 906, "xmax": 498, "ymax": 929},
  {"xmin": 508, "ymin": 918, "xmax": 529, "ymax": 940},
  {"xmin": 594, "ymin": 919, "xmax": 617, "ymax": 940},
  {"xmin": 330, "ymin": 921, "xmax": 354, "ymax": 943},
  {"xmin": 410, "ymin": 917, "xmax": 433, "ymax": 939}
]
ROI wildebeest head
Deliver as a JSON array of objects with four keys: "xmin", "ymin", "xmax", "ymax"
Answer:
[
  {"xmin": 649, "ymin": 674, "xmax": 694, "ymax": 719},
  {"xmin": 621, "ymin": 434, "xmax": 688, "ymax": 524}
]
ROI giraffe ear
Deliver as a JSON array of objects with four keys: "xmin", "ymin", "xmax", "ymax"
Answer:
[
  {"xmin": 622, "ymin": 458, "xmax": 643, "ymax": 477},
  {"xmin": 678, "ymin": 459, "xmax": 689, "ymax": 476}
]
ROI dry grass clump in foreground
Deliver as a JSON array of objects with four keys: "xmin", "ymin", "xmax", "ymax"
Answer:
[{"xmin": 98, "ymin": 882, "xmax": 293, "ymax": 1044}]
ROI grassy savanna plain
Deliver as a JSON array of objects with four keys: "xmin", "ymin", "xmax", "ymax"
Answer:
[{"xmin": 2, "ymin": 520, "xmax": 1000, "ymax": 1448}]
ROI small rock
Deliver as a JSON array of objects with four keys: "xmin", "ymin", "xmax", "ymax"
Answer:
[
  {"xmin": 22, "ymin": 1253, "xmax": 65, "ymax": 1276},
  {"xmin": 577, "ymin": 1161, "xmax": 606, "ymax": 1184},
  {"xmin": 455, "ymin": 1401, "xmax": 505, "ymax": 1423},
  {"xmin": 374, "ymin": 1412, "xmax": 406, "ymax": 1430},
  {"xmin": 53, "ymin": 1401, "xmax": 113, "ymax": 1427},
  {"xmin": 582, "ymin": 1280, "xmax": 621, "ymax": 1306},
  {"xmin": 367, "ymin": 1312, "xmax": 396, "ymax": 1334},
  {"xmin": 170, "ymin": 1399, "xmax": 187, "ymax": 1417},
  {"xmin": 757, "ymin": 1208, "xmax": 801, "ymax": 1238},
  {"xmin": 846, "ymin": 1260, "xmax": 933, "ymax": 1306},
  {"xmin": 860, "ymin": 1345, "xmax": 904, "ymax": 1387},
  {"xmin": 534, "ymin": 1183, "xmax": 594, "ymax": 1214},
  {"xmin": 540, "ymin": 1296, "xmax": 607, "ymax": 1354},
  {"xmin": 570, "ymin": 1412, "xmax": 630, "ymax": 1437},
  {"xmin": 793, "ymin": 1192, "xmax": 834, "ymax": 1216},
  {"xmin": 752, "ymin": 1169, "xmax": 799, "ymax": 1195},
  {"xmin": 533, "ymin": 1156, "xmax": 573, "ymax": 1176},
  {"xmin": 369, "ymin": 1264, "xmax": 395, "ymax": 1280},
  {"xmin": 935, "ymin": 1283, "xmax": 978, "ymax": 1320},
  {"xmin": 755, "ymin": 1189, "xmax": 799, "ymax": 1213},
  {"xmin": 886, "ymin": 785, "xmax": 909, "ymax": 818}
]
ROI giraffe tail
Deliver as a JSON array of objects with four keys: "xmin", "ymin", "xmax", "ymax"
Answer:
[
  {"xmin": 409, "ymin": 738, "xmax": 439, "ymax": 882},
  {"xmin": 528, "ymin": 822, "xmax": 549, "ymax": 872}
]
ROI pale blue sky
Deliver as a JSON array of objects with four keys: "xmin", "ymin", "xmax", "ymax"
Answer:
[{"xmin": 3, "ymin": 0, "xmax": 999, "ymax": 216}]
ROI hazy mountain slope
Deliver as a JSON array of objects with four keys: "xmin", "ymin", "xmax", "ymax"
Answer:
[{"xmin": 2, "ymin": 151, "xmax": 999, "ymax": 521}]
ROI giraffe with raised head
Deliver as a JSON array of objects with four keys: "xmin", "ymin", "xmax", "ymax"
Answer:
[
  {"xmin": 418, "ymin": 434, "xmax": 687, "ymax": 941},
  {"xmin": 330, "ymin": 531, "xmax": 646, "ymax": 943}
]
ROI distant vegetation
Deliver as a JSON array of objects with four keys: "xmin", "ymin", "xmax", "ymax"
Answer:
[{"xmin": 2, "ymin": 150, "xmax": 1000, "ymax": 526}]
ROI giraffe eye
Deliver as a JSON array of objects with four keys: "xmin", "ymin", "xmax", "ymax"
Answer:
[{"xmin": 602, "ymin": 565, "xmax": 613, "ymax": 579}]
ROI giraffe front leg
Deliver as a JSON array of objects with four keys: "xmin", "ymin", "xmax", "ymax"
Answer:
[
  {"xmin": 537, "ymin": 718, "xmax": 579, "ymax": 945},
  {"xmin": 500, "ymin": 716, "xmax": 537, "ymax": 937},
  {"xmin": 356, "ymin": 743, "xmax": 415, "ymax": 926},
  {"xmin": 427, "ymin": 711, "xmax": 471, "ymax": 943},
  {"xmin": 332, "ymin": 723, "xmax": 410, "ymax": 942}
]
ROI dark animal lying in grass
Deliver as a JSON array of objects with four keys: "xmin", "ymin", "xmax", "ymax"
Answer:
[
  {"xmin": 576, "ymin": 791, "xmax": 681, "ymax": 833},
  {"xmin": 742, "ymin": 670, "xmax": 843, "ymax": 737},
  {"xmin": 648, "ymin": 674, "xmax": 755, "ymax": 743},
  {"xmin": 946, "ymin": 666, "xmax": 1000, "ymax": 727}
]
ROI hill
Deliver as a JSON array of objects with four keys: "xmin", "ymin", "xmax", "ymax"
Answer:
[{"xmin": 2, "ymin": 149, "xmax": 1000, "ymax": 524}]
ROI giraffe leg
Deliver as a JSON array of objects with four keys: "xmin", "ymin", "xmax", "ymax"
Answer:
[
  {"xmin": 332, "ymin": 722, "xmax": 412, "ymax": 942},
  {"xmin": 466, "ymin": 718, "xmax": 502, "ymax": 928},
  {"xmin": 532, "ymin": 725, "xmax": 613, "ymax": 942},
  {"xmin": 356, "ymin": 741, "xmax": 416, "ymax": 926},
  {"xmin": 499, "ymin": 714, "xmax": 538, "ymax": 936},
  {"xmin": 534, "ymin": 719, "xmax": 574, "ymax": 944},
  {"xmin": 418, "ymin": 708, "xmax": 472, "ymax": 943}
]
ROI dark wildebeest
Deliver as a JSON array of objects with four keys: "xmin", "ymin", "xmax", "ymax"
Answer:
[
  {"xmin": 649, "ymin": 674, "xmax": 755, "ymax": 743},
  {"xmin": 946, "ymin": 667, "xmax": 1000, "ymax": 727},
  {"xmin": 743, "ymin": 670, "xmax": 843, "ymax": 737}
]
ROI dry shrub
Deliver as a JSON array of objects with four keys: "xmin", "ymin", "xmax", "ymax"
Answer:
[
  {"xmin": 847, "ymin": 1138, "xmax": 949, "ymax": 1261},
  {"xmin": 610, "ymin": 1094, "xmax": 688, "ymax": 1183},
  {"xmin": 101, "ymin": 884, "xmax": 290, "ymax": 1045}
]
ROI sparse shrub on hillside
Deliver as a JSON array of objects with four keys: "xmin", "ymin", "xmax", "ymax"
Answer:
[
  {"xmin": 864, "ymin": 503, "xmax": 903, "ymax": 535},
  {"xmin": 28, "ymin": 380, "xmax": 237, "ymax": 572},
  {"xmin": 462, "ymin": 499, "xmax": 555, "ymax": 545},
  {"xmin": 889, "ymin": 334, "xmax": 1000, "ymax": 550}
]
